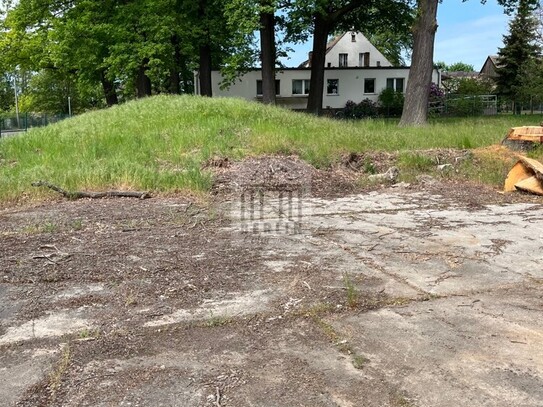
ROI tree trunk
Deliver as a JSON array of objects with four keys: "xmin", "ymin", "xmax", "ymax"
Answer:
[
  {"xmin": 260, "ymin": 4, "xmax": 276, "ymax": 105},
  {"xmin": 169, "ymin": 35, "xmax": 181, "ymax": 94},
  {"xmin": 199, "ymin": 44, "xmax": 213, "ymax": 97},
  {"xmin": 306, "ymin": 14, "xmax": 330, "ymax": 115},
  {"xmin": 399, "ymin": 0, "xmax": 438, "ymax": 126},
  {"xmin": 136, "ymin": 59, "xmax": 152, "ymax": 98},
  {"xmin": 198, "ymin": 0, "xmax": 212, "ymax": 97},
  {"xmin": 100, "ymin": 70, "xmax": 118, "ymax": 106}
]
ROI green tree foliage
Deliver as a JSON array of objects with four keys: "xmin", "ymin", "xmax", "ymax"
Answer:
[
  {"xmin": 535, "ymin": 1, "xmax": 542, "ymax": 47},
  {"xmin": 378, "ymin": 88, "xmax": 404, "ymax": 116},
  {"xmin": 0, "ymin": 74, "xmax": 15, "ymax": 113},
  {"xmin": 518, "ymin": 58, "xmax": 543, "ymax": 106},
  {"xmin": 366, "ymin": 30, "xmax": 413, "ymax": 67},
  {"xmin": 456, "ymin": 77, "xmax": 495, "ymax": 95},
  {"xmin": 448, "ymin": 62, "xmax": 475, "ymax": 72},
  {"xmin": 0, "ymin": 0, "xmax": 255, "ymax": 111},
  {"xmin": 495, "ymin": 0, "xmax": 541, "ymax": 109},
  {"xmin": 438, "ymin": 61, "xmax": 476, "ymax": 72},
  {"xmin": 18, "ymin": 70, "xmax": 105, "ymax": 114},
  {"xmin": 517, "ymin": 1, "xmax": 543, "ymax": 108}
]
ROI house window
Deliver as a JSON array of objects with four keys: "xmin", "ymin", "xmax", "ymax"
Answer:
[
  {"xmin": 327, "ymin": 62, "xmax": 332, "ymax": 68},
  {"xmin": 376, "ymin": 61, "xmax": 381, "ymax": 67},
  {"xmin": 386, "ymin": 78, "xmax": 405, "ymax": 93},
  {"xmin": 351, "ymin": 33, "xmax": 356, "ymax": 42},
  {"xmin": 359, "ymin": 52, "xmax": 370, "ymax": 67},
  {"xmin": 256, "ymin": 79, "xmax": 280, "ymax": 96},
  {"xmin": 292, "ymin": 79, "xmax": 310, "ymax": 95},
  {"xmin": 364, "ymin": 78, "xmax": 376, "ymax": 94},
  {"xmin": 327, "ymin": 79, "xmax": 339, "ymax": 95},
  {"xmin": 339, "ymin": 53, "xmax": 348, "ymax": 67}
]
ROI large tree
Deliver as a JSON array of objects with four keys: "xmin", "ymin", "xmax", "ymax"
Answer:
[
  {"xmin": 0, "ymin": 0, "xmax": 253, "ymax": 108},
  {"xmin": 400, "ymin": 0, "xmax": 540, "ymax": 126},
  {"xmin": 259, "ymin": 0, "xmax": 277, "ymax": 104},
  {"xmin": 223, "ymin": 0, "xmax": 280, "ymax": 103},
  {"xmin": 286, "ymin": 0, "xmax": 413, "ymax": 115},
  {"xmin": 399, "ymin": 0, "xmax": 438, "ymax": 126},
  {"xmin": 495, "ymin": 0, "xmax": 541, "ymax": 113}
]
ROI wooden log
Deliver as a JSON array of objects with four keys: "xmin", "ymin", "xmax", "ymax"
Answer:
[
  {"xmin": 514, "ymin": 176, "xmax": 543, "ymax": 196},
  {"xmin": 504, "ymin": 161, "xmax": 533, "ymax": 192},
  {"xmin": 517, "ymin": 156, "xmax": 543, "ymax": 182},
  {"xmin": 32, "ymin": 181, "xmax": 151, "ymax": 199},
  {"xmin": 506, "ymin": 126, "xmax": 543, "ymax": 142}
]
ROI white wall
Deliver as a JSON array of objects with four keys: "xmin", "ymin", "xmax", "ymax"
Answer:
[
  {"xmin": 325, "ymin": 32, "xmax": 392, "ymax": 68},
  {"xmin": 210, "ymin": 68, "xmax": 441, "ymax": 110}
]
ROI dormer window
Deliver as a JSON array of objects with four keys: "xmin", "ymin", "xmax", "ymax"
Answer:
[{"xmin": 351, "ymin": 33, "xmax": 356, "ymax": 42}]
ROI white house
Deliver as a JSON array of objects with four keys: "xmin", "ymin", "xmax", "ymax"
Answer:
[
  {"xmin": 197, "ymin": 32, "xmax": 441, "ymax": 110},
  {"xmin": 299, "ymin": 32, "xmax": 393, "ymax": 68}
]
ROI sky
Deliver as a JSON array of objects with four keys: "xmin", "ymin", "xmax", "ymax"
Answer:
[{"xmin": 281, "ymin": 0, "xmax": 512, "ymax": 71}]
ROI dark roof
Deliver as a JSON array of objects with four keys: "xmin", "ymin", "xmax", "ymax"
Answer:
[
  {"xmin": 325, "ymin": 33, "xmax": 346, "ymax": 52},
  {"xmin": 441, "ymin": 71, "xmax": 479, "ymax": 80},
  {"xmin": 298, "ymin": 33, "xmax": 347, "ymax": 68}
]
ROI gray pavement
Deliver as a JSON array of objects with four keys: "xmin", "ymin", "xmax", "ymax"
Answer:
[{"xmin": 1, "ymin": 189, "xmax": 542, "ymax": 406}]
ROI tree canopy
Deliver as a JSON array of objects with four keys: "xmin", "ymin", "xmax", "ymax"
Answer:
[
  {"xmin": 435, "ymin": 61, "xmax": 476, "ymax": 72},
  {"xmin": 495, "ymin": 0, "xmax": 542, "ymax": 111},
  {"xmin": 0, "ymin": 0, "xmax": 257, "ymax": 112}
]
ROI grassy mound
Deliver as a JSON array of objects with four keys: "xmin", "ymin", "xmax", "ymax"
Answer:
[{"xmin": 1, "ymin": 94, "xmax": 542, "ymax": 202}]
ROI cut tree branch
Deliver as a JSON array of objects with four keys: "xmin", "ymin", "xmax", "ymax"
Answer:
[{"xmin": 31, "ymin": 181, "xmax": 151, "ymax": 199}]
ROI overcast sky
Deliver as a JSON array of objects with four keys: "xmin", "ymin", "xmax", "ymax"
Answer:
[{"xmin": 281, "ymin": 0, "xmax": 512, "ymax": 71}]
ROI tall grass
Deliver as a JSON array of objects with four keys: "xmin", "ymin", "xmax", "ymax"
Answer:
[{"xmin": 1, "ymin": 94, "xmax": 542, "ymax": 202}]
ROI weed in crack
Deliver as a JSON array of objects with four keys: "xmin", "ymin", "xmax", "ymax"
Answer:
[
  {"xmin": 312, "ymin": 315, "xmax": 368, "ymax": 371},
  {"xmin": 343, "ymin": 272, "xmax": 359, "ymax": 308},
  {"xmin": 205, "ymin": 311, "xmax": 231, "ymax": 327},
  {"xmin": 352, "ymin": 354, "xmax": 368, "ymax": 370},
  {"xmin": 48, "ymin": 344, "xmax": 71, "ymax": 401},
  {"xmin": 71, "ymin": 219, "xmax": 83, "ymax": 231}
]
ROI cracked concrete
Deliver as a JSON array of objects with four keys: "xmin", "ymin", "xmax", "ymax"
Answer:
[{"xmin": 1, "ymin": 189, "xmax": 542, "ymax": 406}]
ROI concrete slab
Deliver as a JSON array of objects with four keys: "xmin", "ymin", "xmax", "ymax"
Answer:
[
  {"xmin": 331, "ymin": 286, "xmax": 543, "ymax": 407},
  {"xmin": 1, "ymin": 189, "xmax": 542, "ymax": 406}
]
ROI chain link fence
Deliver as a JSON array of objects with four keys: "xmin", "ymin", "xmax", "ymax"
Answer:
[{"xmin": 0, "ymin": 113, "xmax": 71, "ymax": 138}]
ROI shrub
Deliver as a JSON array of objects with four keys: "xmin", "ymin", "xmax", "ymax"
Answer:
[
  {"xmin": 340, "ymin": 98, "xmax": 378, "ymax": 119},
  {"xmin": 428, "ymin": 82, "xmax": 445, "ymax": 116},
  {"xmin": 378, "ymin": 88, "xmax": 404, "ymax": 117},
  {"xmin": 446, "ymin": 96, "xmax": 484, "ymax": 116}
]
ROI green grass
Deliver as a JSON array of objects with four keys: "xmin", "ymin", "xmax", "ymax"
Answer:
[
  {"xmin": 1, "ymin": 94, "xmax": 542, "ymax": 202},
  {"xmin": 397, "ymin": 152, "xmax": 436, "ymax": 171}
]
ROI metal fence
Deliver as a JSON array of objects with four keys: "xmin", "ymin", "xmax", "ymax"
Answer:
[
  {"xmin": 0, "ymin": 113, "xmax": 70, "ymax": 138},
  {"xmin": 429, "ymin": 95, "xmax": 498, "ymax": 117},
  {"xmin": 496, "ymin": 99, "xmax": 543, "ymax": 115}
]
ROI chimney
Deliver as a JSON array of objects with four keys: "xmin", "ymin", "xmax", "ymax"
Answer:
[{"xmin": 308, "ymin": 51, "xmax": 313, "ymax": 67}]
